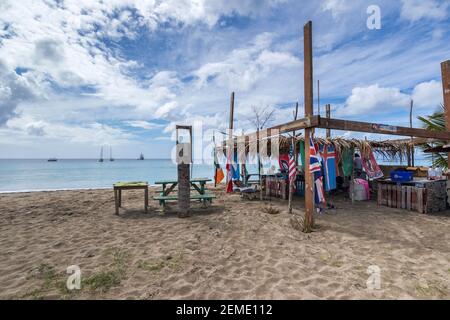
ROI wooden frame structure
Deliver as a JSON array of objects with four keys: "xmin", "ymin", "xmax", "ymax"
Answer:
[{"xmin": 223, "ymin": 21, "xmax": 450, "ymax": 232}]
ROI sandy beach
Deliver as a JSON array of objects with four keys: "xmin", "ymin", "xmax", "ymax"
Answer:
[{"xmin": 0, "ymin": 187, "xmax": 449, "ymax": 300}]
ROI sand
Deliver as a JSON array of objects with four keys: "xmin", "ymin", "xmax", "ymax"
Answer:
[{"xmin": 0, "ymin": 187, "xmax": 449, "ymax": 299}]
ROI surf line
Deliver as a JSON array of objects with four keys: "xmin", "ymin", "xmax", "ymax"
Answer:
[{"xmin": 176, "ymin": 304, "xmax": 210, "ymax": 318}]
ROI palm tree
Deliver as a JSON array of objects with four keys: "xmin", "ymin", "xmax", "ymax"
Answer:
[{"xmin": 417, "ymin": 103, "xmax": 447, "ymax": 169}]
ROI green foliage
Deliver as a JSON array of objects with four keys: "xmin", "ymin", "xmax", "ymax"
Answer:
[{"xmin": 417, "ymin": 104, "xmax": 448, "ymax": 170}]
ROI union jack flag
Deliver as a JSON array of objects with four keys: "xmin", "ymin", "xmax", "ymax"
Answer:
[
  {"xmin": 309, "ymin": 137, "xmax": 321, "ymax": 173},
  {"xmin": 288, "ymin": 140, "xmax": 296, "ymax": 185}
]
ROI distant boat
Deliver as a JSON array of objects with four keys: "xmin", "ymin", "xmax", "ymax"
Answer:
[
  {"xmin": 109, "ymin": 145, "xmax": 114, "ymax": 162},
  {"xmin": 99, "ymin": 146, "xmax": 104, "ymax": 162},
  {"xmin": 47, "ymin": 158, "xmax": 57, "ymax": 162},
  {"xmin": 138, "ymin": 153, "xmax": 144, "ymax": 160}
]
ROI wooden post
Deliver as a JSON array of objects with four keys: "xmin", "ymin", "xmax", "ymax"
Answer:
[
  {"xmin": 326, "ymin": 104, "xmax": 331, "ymax": 138},
  {"xmin": 410, "ymin": 99, "xmax": 414, "ymax": 167},
  {"xmin": 176, "ymin": 125, "xmax": 192, "ymax": 218},
  {"xmin": 288, "ymin": 102, "xmax": 299, "ymax": 214},
  {"xmin": 303, "ymin": 21, "xmax": 314, "ymax": 233},
  {"xmin": 317, "ymin": 80, "xmax": 320, "ymax": 115},
  {"xmin": 441, "ymin": 60, "xmax": 450, "ymax": 169},
  {"xmin": 227, "ymin": 92, "xmax": 235, "ymax": 188}
]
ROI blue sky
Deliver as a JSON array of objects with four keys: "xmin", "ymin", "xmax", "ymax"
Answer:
[{"xmin": 0, "ymin": 0, "xmax": 449, "ymax": 159}]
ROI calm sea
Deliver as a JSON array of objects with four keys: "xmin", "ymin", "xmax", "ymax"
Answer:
[
  {"xmin": 0, "ymin": 159, "xmax": 218, "ymax": 193},
  {"xmin": 0, "ymin": 157, "xmax": 429, "ymax": 193}
]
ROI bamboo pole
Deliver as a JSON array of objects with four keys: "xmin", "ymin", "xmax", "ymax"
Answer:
[{"xmin": 303, "ymin": 21, "xmax": 314, "ymax": 232}]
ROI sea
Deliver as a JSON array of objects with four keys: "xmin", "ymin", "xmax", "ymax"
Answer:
[
  {"xmin": 0, "ymin": 159, "xmax": 218, "ymax": 193},
  {"xmin": 0, "ymin": 157, "xmax": 429, "ymax": 193}
]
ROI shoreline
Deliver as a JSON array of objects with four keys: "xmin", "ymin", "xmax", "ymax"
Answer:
[{"xmin": 0, "ymin": 181, "xmax": 221, "ymax": 195}]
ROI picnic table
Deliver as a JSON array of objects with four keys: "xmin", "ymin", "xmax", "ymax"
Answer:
[
  {"xmin": 113, "ymin": 181, "xmax": 149, "ymax": 215},
  {"xmin": 153, "ymin": 178, "xmax": 215, "ymax": 207}
]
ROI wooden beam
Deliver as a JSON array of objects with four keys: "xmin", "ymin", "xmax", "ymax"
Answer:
[
  {"xmin": 317, "ymin": 117, "xmax": 450, "ymax": 140},
  {"xmin": 441, "ymin": 60, "xmax": 450, "ymax": 169},
  {"xmin": 303, "ymin": 21, "xmax": 314, "ymax": 233}
]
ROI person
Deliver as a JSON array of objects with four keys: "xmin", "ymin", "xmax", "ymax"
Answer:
[{"xmin": 354, "ymin": 153, "xmax": 363, "ymax": 177}]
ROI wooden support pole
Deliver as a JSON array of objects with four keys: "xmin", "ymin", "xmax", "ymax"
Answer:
[
  {"xmin": 441, "ymin": 60, "xmax": 450, "ymax": 169},
  {"xmin": 303, "ymin": 21, "xmax": 314, "ymax": 233},
  {"xmin": 226, "ymin": 92, "xmax": 235, "ymax": 188},
  {"xmin": 410, "ymin": 99, "xmax": 414, "ymax": 167},
  {"xmin": 288, "ymin": 102, "xmax": 299, "ymax": 214},
  {"xmin": 326, "ymin": 104, "xmax": 331, "ymax": 138}
]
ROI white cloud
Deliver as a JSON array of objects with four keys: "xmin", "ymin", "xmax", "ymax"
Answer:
[
  {"xmin": 322, "ymin": 0, "xmax": 350, "ymax": 19},
  {"xmin": 124, "ymin": 121, "xmax": 164, "ymax": 130},
  {"xmin": 336, "ymin": 80, "xmax": 444, "ymax": 117},
  {"xmin": 193, "ymin": 32, "xmax": 301, "ymax": 91},
  {"xmin": 411, "ymin": 80, "xmax": 443, "ymax": 109},
  {"xmin": 337, "ymin": 84, "xmax": 410, "ymax": 116},
  {"xmin": 400, "ymin": 0, "xmax": 449, "ymax": 22}
]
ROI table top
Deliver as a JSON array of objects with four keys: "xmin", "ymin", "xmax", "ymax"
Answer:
[
  {"xmin": 154, "ymin": 178, "xmax": 212, "ymax": 185},
  {"xmin": 114, "ymin": 181, "xmax": 148, "ymax": 187}
]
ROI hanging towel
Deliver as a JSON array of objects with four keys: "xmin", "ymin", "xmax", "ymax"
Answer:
[
  {"xmin": 213, "ymin": 144, "xmax": 224, "ymax": 184},
  {"xmin": 319, "ymin": 144, "xmax": 337, "ymax": 191},
  {"xmin": 362, "ymin": 149, "xmax": 384, "ymax": 180},
  {"xmin": 231, "ymin": 151, "xmax": 240, "ymax": 180},
  {"xmin": 299, "ymin": 140, "xmax": 305, "ymax": 173},
  {"xmin": 341, "ymin": 147, "xmax": 354, "ymax": 177},
  {"xmin": 279, "ymin": 153, "xmax": 289, "ymax": 173}
]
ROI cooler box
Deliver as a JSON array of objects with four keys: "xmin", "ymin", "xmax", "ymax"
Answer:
[{"xmin": 390, "ymin": 170, "xmax": 413, "ymax": 182}]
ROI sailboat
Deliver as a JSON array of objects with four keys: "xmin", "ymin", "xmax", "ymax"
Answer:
[
  {"xmin": 98, "ymin": 146, "xmax": 104, "ymax": 162},
  {"xmin": 109, "ymin": 145, "xmax": 114, "ymax": 161},
  {"xmin": 138, "ymin": 152, "xmax": 144, "ymax": 160}
]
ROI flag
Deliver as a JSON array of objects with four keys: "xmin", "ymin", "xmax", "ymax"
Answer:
[
  {"xmin": 213, "ymin": 134, "xmax": 224, "ymax": 185},
  {"xmin": 314, "ymin": 174, "xmax": 326, "ymax": 204},
  {"xmin": 309, "ymin": 137, "xmax": 321, "ymax": 173},
  {"xmin": 319, "ymin": 144, "xmax": 337, "ymax": 191},
  {"xmin": 288, "ymin": 140, "xmax": 296, "ymax": 185},
  {"xmin": 309, "ymin": 137, "xmax": 326, "ymax": 205}
]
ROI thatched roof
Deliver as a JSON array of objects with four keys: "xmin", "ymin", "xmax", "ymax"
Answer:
[{"xmin": 218, "ymin": 134, "xmax": 410, "ymax": 161}]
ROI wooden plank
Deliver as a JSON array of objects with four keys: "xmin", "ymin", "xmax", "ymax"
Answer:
[
  {"xmin": 317, "ymin": 117, "xmax": 450, "ymax": 140},
  {"xmin": 417, "ymin": 188, "xmax": 424, "ymax": 213},
  {"xmin": 411, "ymin": 189, "xmax": 417, "ymax": 211},
  {"xmin": 397, "ymin": 185, "xmax": 401, "ymax": 209},
  {"xmin": 387, "ymin": 185, "xmax": 391, "ymax": 207},
  {"xmin": 303, "ymin": 21, "xmax": 314, "ymax": 233},
  {"xmin": 441, "ymin": 60, "xmax": 450, "ymax": 168},
  {"xmin": 406, "ymin": 186, "xmax": 412, "ymax": 210},
  {"xmin": 377, "ymin": 183, "xmax": 382, "ymax": 206},
  {"xmin": 402, "ymin": 186, "xmax": 406, "ymax": 209}
]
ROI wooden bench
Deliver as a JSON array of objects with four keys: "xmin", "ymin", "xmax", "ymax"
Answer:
[
  {"xmin": 154, "ymin": 193, "xmax": 216, "ymax": 207},
  {"xmin": 113, "ymin": 181, "xmax": 149, "ymax": 215}
]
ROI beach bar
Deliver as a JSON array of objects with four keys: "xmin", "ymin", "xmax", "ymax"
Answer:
[{"xmin": 216, "ymin": 21, "xmax": 450, "ymax": 233}]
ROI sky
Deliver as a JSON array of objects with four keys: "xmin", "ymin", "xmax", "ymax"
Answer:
[{"xmin": 0, "ymin": 0, "xmax": 449, "ymax": 159}]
